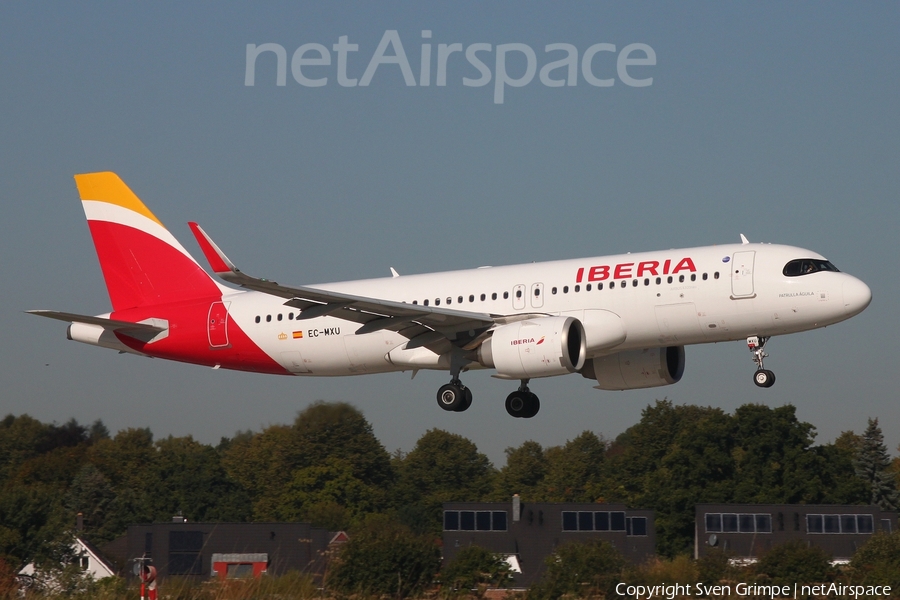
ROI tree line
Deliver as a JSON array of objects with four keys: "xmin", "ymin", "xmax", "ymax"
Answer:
[{"xmin": 1, "ymin": 399, "xmax": 897, "ymax": 572}]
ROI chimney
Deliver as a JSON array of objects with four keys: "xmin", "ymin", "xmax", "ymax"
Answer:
[
  {"xmin": 512, "ymin": 494, "xmax": 521, "ymax": 522},
  {"xmin": 76, "ymin": 512, "xmax": 84, "ymax": 532}
]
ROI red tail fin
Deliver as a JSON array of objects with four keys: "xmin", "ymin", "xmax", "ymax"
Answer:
[{"xmin": 75, "ymin": 172, "xmax": 221, "ymax": 311}]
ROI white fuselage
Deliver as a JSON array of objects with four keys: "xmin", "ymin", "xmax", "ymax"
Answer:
[{"xmin": 224, "ymin": 243, "xmax": 871, "ymax": 376}]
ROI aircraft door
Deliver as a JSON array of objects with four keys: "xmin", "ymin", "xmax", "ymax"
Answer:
[
  {"xmin": 207, "ymin": 301, "xmax": 230, "ymax": 348},
  {"xmin": 530, "ymin": 283, "xmax": 544, "ymax": 308},
  {"xmin": 513, "ymin": 284, "xmax": 526, "ymax": 310},
  {"xmin": 731, "ymin": 251, "xmax": 756, "ymax": 298}
]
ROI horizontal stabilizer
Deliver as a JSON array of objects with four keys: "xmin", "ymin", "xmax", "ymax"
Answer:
[{"xmin": 27, "ymin": 310, "xmax": 167, "ymax": 335}]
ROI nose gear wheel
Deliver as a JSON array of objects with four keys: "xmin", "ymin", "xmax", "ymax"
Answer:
[{"xmin": 747, "ymin": 336, "xmax": 776, "ymax": 388}]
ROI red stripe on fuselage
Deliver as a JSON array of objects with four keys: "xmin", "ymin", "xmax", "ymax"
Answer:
[
  {"xmin": 88, "ymin": 221, "xmax": 222, "ymax": 310},
  {"xmin": 112, "ymin": 298, "xmax": 290, "ymax": 375}
]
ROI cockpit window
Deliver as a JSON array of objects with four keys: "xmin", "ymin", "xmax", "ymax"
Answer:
[{"xmin": 783, "ymin": 259, "xmax": 840, "ymax": 277}]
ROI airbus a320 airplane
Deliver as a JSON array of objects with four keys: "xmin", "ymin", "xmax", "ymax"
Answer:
[{"xmin": 31, "ymin": 173, "xmax": 872, "ymax": 418}]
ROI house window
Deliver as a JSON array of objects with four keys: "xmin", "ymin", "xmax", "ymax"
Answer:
[
  {"xmin": 443, "ymin": 510, "xmax": 507, "ymax": 531},
  {"xmin": 169, "ymin": 531, "xmax": 203, "ymax": 575},
  {"xmin": 626, "ymin": 517, "xmax": 648, "ymax": 536},
  {"xmin": 706, "ymin": 513, "xmax": 771, "ymax": 533}
]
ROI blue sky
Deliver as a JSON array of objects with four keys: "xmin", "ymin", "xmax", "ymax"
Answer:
[{"xmin": 2, "ymin": 3, "xmax": 898, "ymax": 464}]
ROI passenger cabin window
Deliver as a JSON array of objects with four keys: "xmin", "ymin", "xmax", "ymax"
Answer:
[{"xmin": 783, "ymin": 259, "xmax": 840, "ymax": 277}]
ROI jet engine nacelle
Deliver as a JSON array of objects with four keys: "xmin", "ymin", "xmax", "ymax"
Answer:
[
  {"xmin": 478, "ymin": 316, "xmax": 586, "ymax": 379},
  {"xmin": 582, "ymin": 346, "xmax": 685, "ymax": 390}
]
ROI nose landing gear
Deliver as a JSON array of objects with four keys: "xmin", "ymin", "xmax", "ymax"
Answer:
[
  {"xmin": 505, "ymin": 380, "xmax": 540, "ymax": 418},
  {"xmin": 747, "ymin": 336, "xmax": 775, "ymax": 388}
]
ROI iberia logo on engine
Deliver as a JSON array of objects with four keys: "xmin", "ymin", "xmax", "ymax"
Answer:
[{"xmin": 511, "ymin": 336, "xmax": 545, "ymax": 346}]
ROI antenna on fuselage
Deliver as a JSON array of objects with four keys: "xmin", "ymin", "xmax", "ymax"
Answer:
[{"xmin": 740, "ymin": 234, "xmax": 750, "ymax": 244}]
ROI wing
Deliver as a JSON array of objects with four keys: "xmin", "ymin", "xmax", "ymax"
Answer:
[{"xmin": 187, "ymin": 223, "xmax": 497, "ymax": 346}]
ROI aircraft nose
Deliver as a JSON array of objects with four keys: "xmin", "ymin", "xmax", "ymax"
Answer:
[{"xmin": 842, "ymin": 277, "xmax": 872, "ymax": 317}]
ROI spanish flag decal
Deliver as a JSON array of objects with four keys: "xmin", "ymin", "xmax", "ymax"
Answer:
[{"xmin": 293, "ymin": 331, "xmax": 303, "ymax": 339}]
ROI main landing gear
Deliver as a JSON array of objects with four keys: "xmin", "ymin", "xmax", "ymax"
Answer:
[
  {"xmin": 747, "ymin": 335, "xmax": 776, "ymax": 388},
  {"xmin": 436, "ymin": 378, "xmax": 472, "ymax": 412},
  {"xmin": 435, "ymin": 377, "xmax": 540, "ymax": 418},
  {"xmin": 505, "ymin": 380, "xmax": 540, "ymax": 419}
]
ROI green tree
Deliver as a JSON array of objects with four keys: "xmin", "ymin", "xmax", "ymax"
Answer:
[
  {"xmin": 754, "ymin": 540, "xmax": 833, "ymax": 585},
  {"xmin": 220, "ymin": 425, "xmax": 302, "ymax": 519},
  {"xmin": 602, "ymin": 400, "xmax": 725, "ymax": 504},
  {"xmin": 539, "ymin": 431, "xmax": 606, "ymax": 502},
  {"xmin": 853, "ymin": 418, "xmax": 899, "ymax": 510},
  {"xmin": 0, "ymin": 483, "xmax": 71, "ymax": 567},
  {"xmin": 275, "ymin": 457, "xmax": 382, "ymax": 529},
  {"xmin": 393, "ymin": 429, "xmax": 495, "ymax": 533},
  {"xmin": 64, "ymin": 464, "xmax": 115, "ymax": 542},
  {"xmin": 602, "ymin": 400, "xmax": 734, "ymax": 556},
  {"xmin": 441, "ymin": 545, "xmax": 513, "ymax": 593},
  {"xmin": 849, "ymin": 531, "xmax": 900, "ymax": 587},
  {"xmin": 152, "ymin": 435, "xmax": 251, "ymax": 523},
  {"xmin": 640, "ymin": 407, "xmax": 735, "ymax": 557},
  {"xmin": 491, "ymin": 441, "xmax": 545, "ymax": 501},
  {"xmin": 328, "ymin": 515, "xmax": 440, "ymax": 598},
  {"xmin": 528, "ymin": 540, "xmax": 625, "ymax": 600},
  {"xmin": 730, "ymin": 404, "xmax": 822, "ymax": 503},
  {"xmin": 293, "ymin": 401, "xmax": 394, "ymax": 488},
  {"xmin": 221, "ymin": 402, "xmax": 392, "ymax": 521}
]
